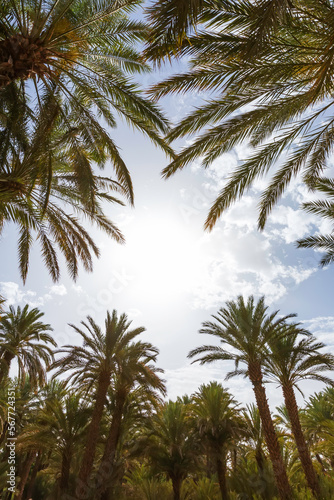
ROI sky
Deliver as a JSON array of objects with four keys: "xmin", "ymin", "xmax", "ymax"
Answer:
[{"xmin": 1, "ymin": 41, "xmax": 334, "ymax": 411}]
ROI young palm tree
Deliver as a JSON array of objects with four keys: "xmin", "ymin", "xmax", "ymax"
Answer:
[
  {"xmin": 149, "ymin": 0, "xmax": 334, "ymax": 246},
  {"xmin": 303, "ymin": 387, "xmax": 334, "ymax": 473},
  {"xmin": 140, "ymin": 400, "xmax": 200, "ymax": 500},
  {"xmin": 0, "ymin": 304, "xmax": 56, "ymax": 386},
  {"xmin": 188, "ymin": 295, "xmax": 293, "ymax": 500},
  {"xmin": 191, "ymin": 381, "xmax": 243, "ymax": 500},
  {"xmin": 263, "ymin": 328, "xmax": 334, "ymax": 496},
  {"xmin": 97, "ymin": 340, "xmax": 166, "ymax": 499},
  {"xmin": 51, "ymin": 310, "xmax": 147, "ymax": 496},
  {"xmin": 19, "ymin": 392, "xmax": 91, "ymax": 498},
  {"xmin": 243, "ymin": 403, "xmax": 267, "ymax": 475}
]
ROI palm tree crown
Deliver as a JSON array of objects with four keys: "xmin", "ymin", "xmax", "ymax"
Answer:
[
  {"xmin": 0, "ymin": 0, "xmax": 173, "ymax": 282},
  {"xmin": 0, "ymin": 304, "xmax": 56, "ymax": 386},
  {"xmin": 149, "ymin": 0, "xmax": 334, "ymax": 247}
]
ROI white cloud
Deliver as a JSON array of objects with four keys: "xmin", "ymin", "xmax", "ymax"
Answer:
[
  {"xmin": 0, "ymin": 281, "xmax": 69, "ymax": 308},
  {"xmin": 0, "ymin": 282, "xmax": 25, "ymax": 305},
  {"xmin": 302, "ymin": 316, "xmax": 334, "ymax": 348},
  {"xmin": 188, "ymin": 224, "xmax": 317, "ymax": 310},
  {"xmin": 49, "ymin": 284, "xmax": 67, "ymax": 296},
  {"xmin": 164, "ymin": 362, "xmax": 286, "ymax": 408}
]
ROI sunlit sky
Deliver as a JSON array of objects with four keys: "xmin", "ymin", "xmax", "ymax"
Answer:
[{"xmin": 1, "ymin": 45, "xmax": 334, "ymax": 409}]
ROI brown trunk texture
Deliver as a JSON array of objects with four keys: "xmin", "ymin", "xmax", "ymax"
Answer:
[
  {"xmin": 60, "ymin": 448, "xmax": 72, "ymax": 495},
  {"xmin": 15, "ymin": 451, "xmax": 35, "ymax": 500},
  {"xmin": 216, "ymin": 456, "xmax": 228, "ymax": 500},
  {"xmin": 172, "ymin": 476, "xmax": 182, "ymax": 500},
  {"xmin": 249, "ymin": 362, "xmax": 292, "ymax": 500},
  {"xmin": 283, "ymin": 382, "xmax": 319, "ymax": 497},
  {"xmin": 0, "ymin": 350, "xmax": 15, "ymax": 383},
  {"xmin": 25, "ymin": 452, "xmax": 42, "ymax": 500},
  {"xmin": 97, "ymin": 389, "xmax": 127, "ymax": 497},
  {"xmin": 76, "ymin": 371, "xmax": 111, "ymax": 496}
]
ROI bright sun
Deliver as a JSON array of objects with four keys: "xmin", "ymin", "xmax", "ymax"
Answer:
[{"xmin": 118, "ymin": 211, "xmax": 202, "ymax": 306}]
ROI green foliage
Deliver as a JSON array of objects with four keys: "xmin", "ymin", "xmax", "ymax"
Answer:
[
  {"xmin": 147, "ymin": 0, "xmax": 334, "ymax": 265},
  {"xmin": 0, "ymin": 0, "xmax": 173, "ymax": 282}
]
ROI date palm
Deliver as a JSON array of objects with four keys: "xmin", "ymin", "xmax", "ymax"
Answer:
[
  {"xmin": 264, "ymin": 328, "xmax": 334, "ymax": 496},
  {"xmin": 140, "ymin": 400, "xmax": 200, "ymax": 500},
  {"xmin": 97, "ymin": 340, "xmax": 166, "ymax": 499},
  {"xmin": 188, "ymin": 295, "xmax": 293, "ymax": 500},
  {"xmin": 0, "ymin": 304, "xmax": 56, "ymax": 386},
  {"xmin": 243, "ymin": 403, "xmax": 267, "ymax": 476},
  {"xmin": 303, "ymin": 387, "xmax": 334, "ymax": 472},
  {"xmin": 144, "ymin": 0, "xmax": 293, "ymax": 63},
  {"xmin": 0, "ymin": 0, "xmax": 172, "ymax": 167},
  {"xmin": 19, "ymin": 391, "xmax": 91, "ymax": 498},
  {"xmin": 191, "ymin": 382, "xmax": 243, "ymax": 500},
  {"xmin": 297, "ymin": 177, "xmax": 334, "ymax": 266},
  {"xmin": 0, "ymin": 0, "xmax": 173, "ymax": 281},
  {"xmin": 150, "ymin": 0, "xmax": 334, "ymax": 243},
  {"xmin": 51, "ymin": 310, "xmax": 148, "ymax": 496},
  {"xmin": 0, "ymin": 103, "xmax": 127, "ymax": 282}
]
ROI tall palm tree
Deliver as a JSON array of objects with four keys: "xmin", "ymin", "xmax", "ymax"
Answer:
[
  {"xmin": 149, "ymin": 0, "xmax": 334, "ymax": 244},
  {"xmin": 51, "ymin": 310, "xmax": 147, "ymax": 496},
  {"xmin": 0, "ymin": 304, "xmax": 56, "ymax": 386},
  {"xmin": 188, "ymin": 295, "xmax": 293, "ymax": 500},
  {"xmin": 263, "ymin": 327, "xmax": 334, "ymax": 496},
  {"xmin": 191, "ymin": 381, "xmax": 243, "ymax": 500},
  {"xmin": 140, "ymin": 400, "xmax": 200, "ymax": 500},
  {"xmin": 0, "ymin": 0, "xmax": 173, "ymax": 282},
  {"xmin": 97, "ymin": 340, "xmax": 166, "ymax": 499}
]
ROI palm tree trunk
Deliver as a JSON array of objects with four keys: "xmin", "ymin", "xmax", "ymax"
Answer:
[
  {"xmin": 0, "ymin": 350, "xmax": 15, "ymax": 383},
  {"xmin": 216, "ymin": 456, "xmax": 228, "ymax": 500},
  {"xmin": 25, "ymin": 451, "xmax": 42, "ymax": 500},
  {"xmin": 255, "ymin": 446, "xmax": 265, "ymax": 473},
  {"xmin": 59, "ymin": 447, "xmax": 73, "ymax": 496},
  {"xmin": 76, "ymin": 371, "xmax": 111, "ymax": 496},
  {"xmin": 15, "ymin": 451, "xmax": 35, "ymax": 500},
  {"xmin": 171, "ymin": 476, "xmax": 182, "ymax": 500},
  {"xmin": 248, "ymin": 361, "xmax": 292, "ymax": 500},
  {"xmin": 282, "ymin": 382, "xmax": 319, "ymax": 497},
  {"xmin": 97, "ymin": 389, "xmax": 127, "ymax": 498}
]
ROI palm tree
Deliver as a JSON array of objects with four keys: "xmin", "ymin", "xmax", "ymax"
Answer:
[
  {"xmin": 140, "ymin": 400, "xmax": 199, "ymax": 500},
  {"xmin": 149, "ymin": 1, "xmax": 334, "ymax": 242},
  {"xmin": 0, "ymin": 0, "xmax": 173, "ymax": 282},
  {"xmin": 297, "ymin": 177, "xmax": 334, "ymax": 266},
  {"xmin": 144, "ymin": 0, "xmax": 293, "ymax": 63},
  {"xmin": 188, "ymin": 295, "xmax": 293, "ymax": 500},
  {"xmin": 51, "ymin": 310, "xmax": 147, "ymax": 496},
  {"xmin": 263, "ymin": 327, "xmax": 334, "ymax": 496},
  {"xmin": 243, "ymin": 404, "xmax": 267, "ymax": 476},
  {"xmin": 0, "ymin": 0, "xmax": 172, "ymax": 163},
  {"xmin": 303, "ymin": 387, "xmax": 334, "ymax": 473},
  {"xmin": 0, "ymin": 304, "xmax": 56, "ymax": 386},
  {"xmin": 97, "ymin": 340, "xmax": 166, "ymax": 499},
  {"xmin": 20, "ymin": 391, "xmax": 91, "ymax": 498},
  {"xmin": 191, "ymin": 381, "xmax": 243, "ymax": 500}
]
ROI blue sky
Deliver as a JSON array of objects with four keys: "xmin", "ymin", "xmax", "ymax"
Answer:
[{"xmin": 1, "ymin": 50, "xmax": 334, "ymax": 409}]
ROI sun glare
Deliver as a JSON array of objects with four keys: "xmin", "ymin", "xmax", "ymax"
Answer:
[{"xmin": 120, "ymin": 212, "xmax": 201, "ymax": 306}]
